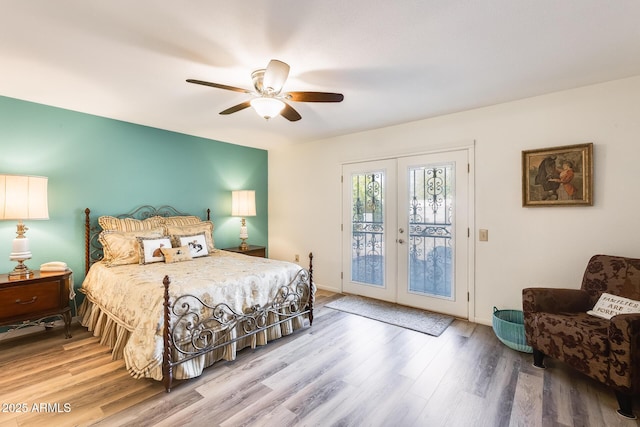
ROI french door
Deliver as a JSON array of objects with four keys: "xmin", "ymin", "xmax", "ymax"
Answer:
[{"xmin": 342, "ymin": 150, "xmax": 469, "ymax": 318}]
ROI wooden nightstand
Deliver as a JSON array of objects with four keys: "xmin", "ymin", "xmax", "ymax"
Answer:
[
  {"xmin": 0, "ymin": 270, "xmax": 73, "ymax": 338},
  {"xmin": 222, "ymin": 245, "xmax": 266, "ymax": 258}
]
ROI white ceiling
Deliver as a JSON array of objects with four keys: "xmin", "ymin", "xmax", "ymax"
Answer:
[{"xmin": 2, "ymin": 1, "xmax": 640, "ymax": 150}]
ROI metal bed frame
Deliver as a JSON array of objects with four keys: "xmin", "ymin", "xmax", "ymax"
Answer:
[{"xmin": 82, "ymin": 206, "xmax": 314, "ymax": 392}]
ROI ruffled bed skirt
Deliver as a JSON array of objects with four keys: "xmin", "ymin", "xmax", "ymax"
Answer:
[{"xmin": 78, "ymin": 297, "xmax": 307, "ymax": 381}]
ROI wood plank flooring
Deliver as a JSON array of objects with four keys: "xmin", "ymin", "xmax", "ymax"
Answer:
[{"xmin": 0, "ymin": 290, "xmax": 638, "ymax": 427}]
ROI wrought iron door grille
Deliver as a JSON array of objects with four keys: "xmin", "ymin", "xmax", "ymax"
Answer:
[
  {"xmin": 408, "ymin": 165, "xmax": 454, "ymax": 298},
  {"xmin": 351, "ymin": 172, "xmax": 384, "ymax": 286}
]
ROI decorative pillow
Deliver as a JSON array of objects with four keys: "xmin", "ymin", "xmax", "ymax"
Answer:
[
  {"xmin": 137, "ymin": 237, "xmax": 173, "ymax": 264},
  {"xmin": 160, "ymin": 246, "xmax": 193, "ymax": 263},
  {"xmin": 175, "ymin": 233, "xmax": 209, "ymax": 258},
  {"xmin": 99, "ymin": 215, "xmax": 163, "ymax": 232},
  {"xmin": 160, "ymin": 216, "xmax": 203, "ymax": 226},
  {"xmin": 587, "ymin": 292, "xmax": 640, "ymax": 319},
  {"xmin": 166, "ymin": 221, "xmax": 214, "ymax": 252},
  {"xmin": 99, "ymin": 228, "xmax": 165, "ymax": 266}
]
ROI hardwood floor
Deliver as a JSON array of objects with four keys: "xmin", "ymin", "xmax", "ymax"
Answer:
[{"xmin": 0, "ymin": 290, "xmax": 638, "ymax": 427}]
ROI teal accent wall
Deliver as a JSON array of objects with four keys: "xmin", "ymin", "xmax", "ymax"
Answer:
[{"xmin": 0, "ymin": 95, "xmax": 268, "ymax": 296}]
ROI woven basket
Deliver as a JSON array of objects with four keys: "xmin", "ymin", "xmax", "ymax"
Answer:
[{"xmin": 492, "ymin": 307, "xmax": 532, "ymax": 353}]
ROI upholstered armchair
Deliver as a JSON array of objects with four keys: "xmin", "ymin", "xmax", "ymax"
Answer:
[{"xmin": 523, "ymin": 254, "xmax": 640, "ymax": 419}]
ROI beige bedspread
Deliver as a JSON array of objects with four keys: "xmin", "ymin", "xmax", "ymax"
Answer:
[{"xmin": 80, "ymin": 250, "xmax": 310, "ymax": 380}]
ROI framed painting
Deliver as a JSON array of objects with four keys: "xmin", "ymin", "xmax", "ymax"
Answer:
[{"xmin": 522, "ymin": 143, "xmax": 593, "ymax": 207}]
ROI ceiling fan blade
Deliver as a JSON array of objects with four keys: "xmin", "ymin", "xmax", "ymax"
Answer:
[
  {"xmin": 286, "ymin": 91, "xmax": 344, "ymax": 102},
  {"xmin": 263, "ymin": 60, "xmax": 290, "ymax": 94},
  {"xmin": 280, "ymin": 102, "xmax": 302, "ymax": 122},
  {"xmin": 186, "ymin": 79, "xmax": 250, "ymax": 94},
  {"xmin": 219, "ymin": 101, "xmax": 252, "ymax": 115}
]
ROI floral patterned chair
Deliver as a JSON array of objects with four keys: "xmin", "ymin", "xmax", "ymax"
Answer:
[{"xmin": 523, "ymin": 254, "xmax": 640, "ymax": 419}]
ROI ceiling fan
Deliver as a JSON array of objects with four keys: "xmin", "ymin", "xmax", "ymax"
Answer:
[{"xmin": 187, "ymin": 59, "xmax": 344, "ymax": 122}]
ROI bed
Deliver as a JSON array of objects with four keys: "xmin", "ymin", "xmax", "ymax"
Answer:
[{"xmin": 78, "ymin": 206, "xmax": 314, "ymax": 392}]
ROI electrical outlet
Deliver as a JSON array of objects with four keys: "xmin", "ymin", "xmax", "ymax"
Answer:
[{"xmin": 294, "ymin": 254, "xmax": 300, "ymax": 262}]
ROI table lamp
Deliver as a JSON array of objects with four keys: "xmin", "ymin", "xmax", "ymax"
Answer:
[
  {"xmin": 0, "ymin": 174, "xmax": 49, "ymax": 277},
  {"xmin": 231, "ymin": 190, "xmax": 256, "ymax": 251}
]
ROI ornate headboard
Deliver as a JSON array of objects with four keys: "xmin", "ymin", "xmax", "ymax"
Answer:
[{"xmin": 84, "ymin": 205, "xmax": 211, "ymax": 274}]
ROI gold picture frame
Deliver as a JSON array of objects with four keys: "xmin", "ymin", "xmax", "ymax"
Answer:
[{"xmin": 522, "ymin": 143, "xmax": 593, "ymax": 207}]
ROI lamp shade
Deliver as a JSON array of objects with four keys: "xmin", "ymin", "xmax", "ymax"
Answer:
[
  {"xmin": 231, "ymin": 190, "xmax": 256, "ymax": 217},
  {"xmin": 250, "ymin": 97, "xmax": 285, "ymax": 120},
  {"xmin": 262, "ymin": 59, "xmax": 290, "ymax": 94},
  {"xmin": 0, "ymin": 174, "xmax": 49, "ymax": 220}
]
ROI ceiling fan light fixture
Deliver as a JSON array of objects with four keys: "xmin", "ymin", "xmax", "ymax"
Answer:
[{"xmin": 250, "ymin": 97, "xmax": 285, "ymax": 120}]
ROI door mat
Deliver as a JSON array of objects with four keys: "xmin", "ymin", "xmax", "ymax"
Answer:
[{"xmin": 325, "ymin": 294, "xmax": 454, "ymax": 337}]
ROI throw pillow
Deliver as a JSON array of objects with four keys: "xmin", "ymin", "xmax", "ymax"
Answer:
[
  {"xmin": 98, "ymin": 215, "xmax": 163, "ymax": 232},
  {"xmin": 176, "ymin": 233, "xmax": 209, "ymax": 258},
  {"xmin": 99, "ymin": 228, "xmax": 165, "ymax": 266},
  {"xmin": 160, "ymin": 246, "xmax": 193, "ymax": 263},
  {"xmin": 166, "ymin": 222, "xmax": 214, "ymax": 252},
  {"xmin": 137, "ymin": 237, "xmax": 172, "ymax": 264},
  {"xmin": 587, "ymin": 292, "xmax": 640, "ymax": 319}
]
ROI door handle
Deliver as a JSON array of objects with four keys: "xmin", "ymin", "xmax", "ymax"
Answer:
[
  {"xmin": 399, "ymin": 228, "xmax": 404, "ymax": 234},
  {"xmin": 397, "ymin": 239, "xmax": 405, "ymax": 244}
]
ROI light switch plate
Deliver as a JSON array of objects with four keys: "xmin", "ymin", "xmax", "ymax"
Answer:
[{"xmin": 479, "ymin": 229, "xmax": 489, "ymax": 241}]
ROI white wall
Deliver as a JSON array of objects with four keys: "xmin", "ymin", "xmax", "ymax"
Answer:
[{"xmin": 268, "ymin": 75, "xmax": 640, "ymax": 325}]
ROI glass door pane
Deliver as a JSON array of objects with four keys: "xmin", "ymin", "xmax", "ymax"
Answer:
[
  {"xmin": 351, "ymin": 171, "xmax": 385, "ymax": 287},
  {"xmin": 408, "ymin": 164, "xmax": 454, "ymax": 298}
]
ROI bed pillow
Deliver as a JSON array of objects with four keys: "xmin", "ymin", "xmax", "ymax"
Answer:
[
  {"xmin": 587, "ymin": 292, "xmax": 640, "ymax": 320},
  {"xmin": 166, "ymin": 221, "xmax": 214, "ymax": 252},
  {"xmin": 99, "ymin": 228, "xmax": 165, "ymax": 266},
  {"xmin": 160, "ymin": 246, "xmax": 193, "ymax": 263},
  {"xmin": 174, "ymin": 233, "xmax": 209, "ymax": 258},
  {"xmin": 137, "ymin": 237, "xmax": 173, "ymax": 264},
  {"xmin": 160, "ymin": 216, "xmax": 203, "ymax": 227},
  {"xmin": 99, "ymin": 215, "xmax": 163, "ymax": 232}
]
